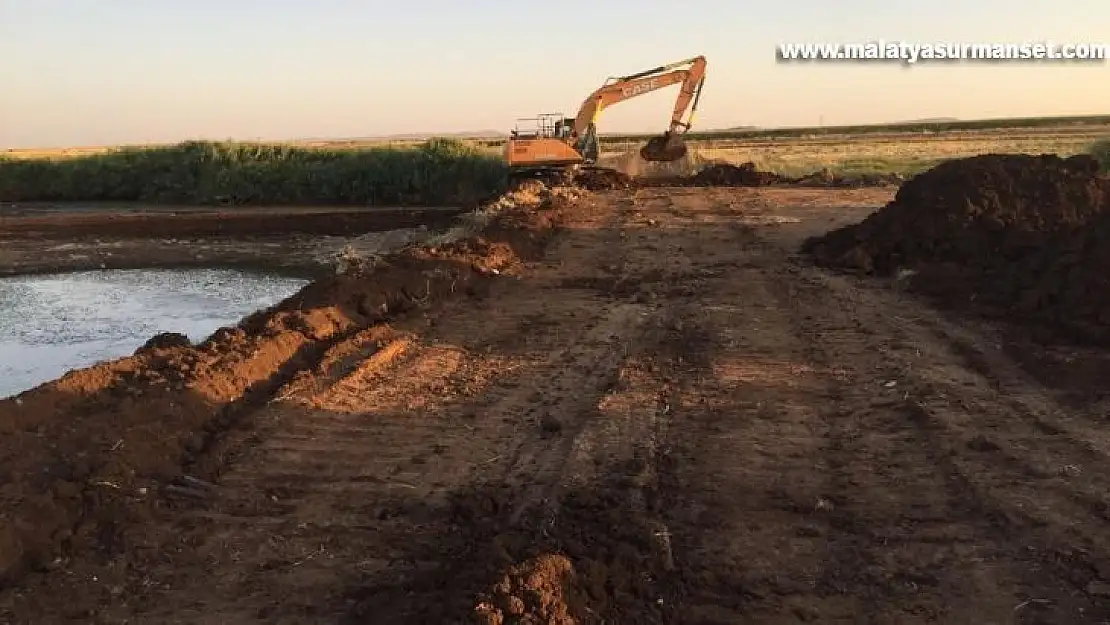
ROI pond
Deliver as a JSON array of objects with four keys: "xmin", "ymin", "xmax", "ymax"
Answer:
[{"xmin": 0, "ymin": 268, "xmax": 311, "ymax": 398}]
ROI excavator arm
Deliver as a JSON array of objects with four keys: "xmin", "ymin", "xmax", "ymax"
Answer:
[{"xmin": 570, "ymin": 55, "xmax": 707, "ymax": 162}]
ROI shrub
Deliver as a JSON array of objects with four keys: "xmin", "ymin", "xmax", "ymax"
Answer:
[
  {"xmin": 1088, "ymin": 139, "xmax": 1110, "ymax": 173},
  {"xmin": 0, "ymin": 139, "xmax": 509, "ymax": 206}
]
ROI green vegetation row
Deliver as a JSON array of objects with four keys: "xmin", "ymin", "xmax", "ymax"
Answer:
[
  {"xmin": 0, "ymin": 139, "xmax": 509, "ymax": 206},
  {"xmin": 464, "ymin": 114, "xmax": 1110, "ymax": 148}
]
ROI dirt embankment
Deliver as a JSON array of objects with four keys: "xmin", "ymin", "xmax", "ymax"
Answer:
[
  {"xmin": 0, "ymin": 206, "xmax": 464, "ymax": 276},
  {"xmin": 0, "ymin": 180, "xmax": 574, "ymax": 587},
  {"xmin": 0, "ymin": 206, "xmax": 461, "ymax": 239},
  {"xmin": 802, "ymin": 153, "xmax": 1110, "ymax": 342}
]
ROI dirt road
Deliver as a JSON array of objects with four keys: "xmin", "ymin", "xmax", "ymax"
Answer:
[{"xmin": 4, "ymin": 183, "xmax": 1110, "ymax": 623}]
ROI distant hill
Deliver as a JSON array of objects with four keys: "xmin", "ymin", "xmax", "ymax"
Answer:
[
  {"xmin": 368, "ymin": 130, "xmax": 508, "ymax": 140},
  {"xmin": 898, "ymin": 117, "xmax": 960, "ymax": 124},
  {"xmin": 296, "ymin": 130, "xmax": 508, "ymax": 143}
]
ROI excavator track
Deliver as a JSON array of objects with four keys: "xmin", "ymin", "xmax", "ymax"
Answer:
[
  {"xmin": 508, "ymin": 166, "xmax": 574, "ymax": 187},
  {"xmin": 509, "ymin": 165, "xmax": 625, "ymax": 188}
]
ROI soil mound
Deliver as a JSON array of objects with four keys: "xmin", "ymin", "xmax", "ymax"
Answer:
[
  {"xmin": 573, "ymin": 168, "xmax": 633, "ymax": 190},
  {"xmin": 987, "ymin": 209, "xmax": 1110, "ymax": 344},
  {"xmin": 689, "ymin": 162, "xmax": 787, "ymax": 186},
  {"xmin": 803, "ymin": 152, "xmax": 1110, "ymax": 343},
  {"xmin": 801, "ymin": 153, "xmax": 1109, "ymax": 276}
]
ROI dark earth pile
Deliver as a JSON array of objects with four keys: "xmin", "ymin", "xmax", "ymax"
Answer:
[
  {"xmin": 802, "ymin": 153, "xmax": 1106, "ymax": 275},
  {"xmin": 802, "ymin": 153, "xmax": 1110, "ymax": 343},
  {"xmin": 991, "ymin": 209, "xmax": 1110, "ymax": 344},
  {"xmin": 573, "ymin": 168, "xmax": 633, "ymax": 190},
  {"xmin": 673, "ymin": 162, "xmax": 899, "ymax": 188},
  {"xmin": 521, "ymin": 161, "xmax": 899, "ymax": 192},
  {"xmin": 689, "ymin": 162, "xmax": 787, "ymax": 186}
]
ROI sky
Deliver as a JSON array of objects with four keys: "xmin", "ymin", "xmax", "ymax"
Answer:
[{"xmin": 1, "ymin": 0, "xmax": 1108, "ymax": 148}]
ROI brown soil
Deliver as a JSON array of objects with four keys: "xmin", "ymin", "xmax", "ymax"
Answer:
[
  {"xmin": 3, "ymin": 176, "xmax": 1110, "ymax": 623},
  {"xmin": 987, "ymin": 209, "xmax": 1110, "ymax": 344}
]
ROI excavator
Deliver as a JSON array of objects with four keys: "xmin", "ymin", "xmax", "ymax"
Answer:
[{"xmin": 504, "ymin": 55, "xmax": 706, "ymax": 178}]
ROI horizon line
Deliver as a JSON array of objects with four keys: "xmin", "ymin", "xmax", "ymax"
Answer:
[{"xmin": 5, "ymin": 112, "xmax": 1108, "ymax": 153}]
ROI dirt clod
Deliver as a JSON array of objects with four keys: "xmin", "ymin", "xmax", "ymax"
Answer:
[
  {"xmin": 137, "ymin": 332, "xmax": 192, "ymax": 352},
  {"xmin": 477, "ymin": 554, "xmax": 582, "ymax": 625},
  {"xmin": 540, "ymin": 413, "xmax": 563, "ymax": 435}
]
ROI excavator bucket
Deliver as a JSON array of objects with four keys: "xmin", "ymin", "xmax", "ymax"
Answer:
[{"xmin": 639, "ymin": 132, "xmax": 688, "ymax": 162}]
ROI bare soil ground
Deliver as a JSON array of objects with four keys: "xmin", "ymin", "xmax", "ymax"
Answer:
[
  {"xmin": 0, "ymin": 206, "xmax": 461, "ymax": 275},
  {"xmin": 3, "ymin": 179, "xmax": 1110, "ymax": 624}
]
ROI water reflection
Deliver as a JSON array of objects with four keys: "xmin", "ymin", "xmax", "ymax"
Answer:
[{"xmin": 0, "ymin": 268, "xmax": 310, "ymax": 398}]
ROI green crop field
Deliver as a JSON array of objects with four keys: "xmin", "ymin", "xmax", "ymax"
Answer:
[
  {"xmin": 2, "ymin": 114, "xmax": 1107, "ymax": 205},
  {"xmin": 0, "ymin": 139, "xmax": 509, "ymax": 207}
]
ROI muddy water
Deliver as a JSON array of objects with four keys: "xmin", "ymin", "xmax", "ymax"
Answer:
[{"xmin": 0, "ymin": 268, "xmax": 310, "ymax": 398}]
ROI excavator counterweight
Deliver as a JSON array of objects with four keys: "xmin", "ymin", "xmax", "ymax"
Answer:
[{"xmin": 504, "ymin": 56, "xmax": 706, "ymax": 175}]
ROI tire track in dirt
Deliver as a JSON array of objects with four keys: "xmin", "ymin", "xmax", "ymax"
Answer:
[
  {"xmin": 21, "ymin": 186, "xmax": 658, "ymax": 623},
  {"xmin": 772, "ymin": 260, "xmax": 1110, "ymax": 622},
  {"xmin": 342, "ymin": 190, "xmax": 688, "ymax": 623},
  {"xmin": 647, "ymin": 186, "xmax": 1110, "ymax": 624},
  {"xmin": 766, "ymin": 264, "xmax": 1033, "ymax": 622},
  {"xmin": 878, "ymin": 308, "xmax": 1110, "ymax": 616},
  {"xmin": 464, "ymin": 188, "xmax": 743, "ymax": 625},
  {"xmin": 625, "ymin": 190, "xmax": 861, "ymax": 622},
  {"xmin": 657, "ymin": 249, "xmax": 989, "ymax": 622}
]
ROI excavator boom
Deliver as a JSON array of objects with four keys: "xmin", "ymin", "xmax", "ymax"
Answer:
[
  {"xmin": 572, "ymin": 55, "xmax": 706, "ymax": 162},
  {"xmin": 572, "ymin": 56, "xmax": 706, "ymax": 140}
]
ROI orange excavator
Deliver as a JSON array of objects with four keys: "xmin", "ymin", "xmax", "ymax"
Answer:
[{"xmin": 504, "ymin": 55, "xmax": 706, "ymax": 176}]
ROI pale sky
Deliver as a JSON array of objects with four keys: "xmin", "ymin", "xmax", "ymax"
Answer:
[{"xmin": 1, "ymin": 0, "xmax": 1107, "ymax": 149}]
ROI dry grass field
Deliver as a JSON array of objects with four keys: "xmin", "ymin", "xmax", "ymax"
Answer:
[{"xmin": 601, "ymin": 125, "xmax": 1110, "ymax": 175}]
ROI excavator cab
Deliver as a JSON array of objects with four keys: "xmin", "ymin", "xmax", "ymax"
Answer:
[{"xmin": 504, "ymin": 113, "xmax": 586, "ymax": 171}]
